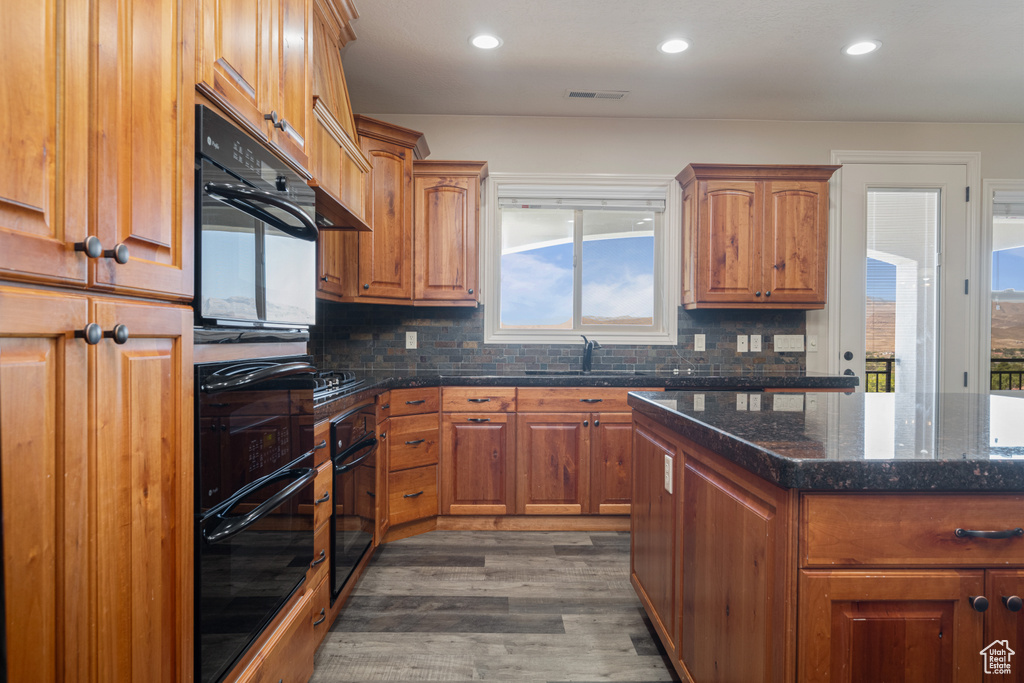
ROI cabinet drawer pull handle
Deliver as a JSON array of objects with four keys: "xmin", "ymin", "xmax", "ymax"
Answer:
[
  {"xmin": 314, "ymin": 439, "xmax": 327, "ymax": 450},
  {"xmin": 381, "ymin": 403, "xmax": 390, "ymax": 410},
  {"xmin": 367, "ymin": 491, "xmax": 375, "ymax": 498},
  {"xmin": 404, "ymin": 490, "xmax": 424, "ymax": 498},
  {"xmin": 264, "ymin": 110, "xmax": 279, "ymax": 126},
  {"xmin": 406, "ymin": 399, "xmax": 426, "ymax": 405},
  {"xmin": 580, "ymin": 398, "xmax": 603, "ymax": 403},
  {"xmin": 314, "ymin": 491, "xmax": 330, "ymax": 505},
  {"xmin": 969, "ymin": 595, "xmax": 989, "ymax": 612},
  {"xmin": 310, "ymin": 549, "xmax": 326, "ymax": 568},
  {"xmin": 405, "ymin": 439, "xmax": 425, "ymax": 445},
  {"xmin": 313, "ymin": 608, "xmax": 327, "ymax": 626},
  {"xmin": 1003, "ymin": 595, "xmax": 1023, "ymax": 612},
  {"xmin": 76, "ymin": 323, "xmax": 102, "ymax": 345},
  {"xmin": 75, "ymin": 236, "xmax": 103, "ymax": 258},
  {"xmin": 954, "ymin": 527, "xmax": 1024, "ymax": 539},
  {"xmin": 468, "ymin": 418, "xmax": 490, "ymax": 423},
  {"xmin": 468, "ymin": 398, "xmax": 491, "ymax": 403}
]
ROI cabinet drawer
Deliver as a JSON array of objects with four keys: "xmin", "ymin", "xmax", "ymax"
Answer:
[
  {"xmin": 310, "ymin": 573, "xmax": 331, "ymax": 651},
  {"xmin": 388, "ymin": 388, "xmax": 440, "ymax": 416},
  {"xmin": 442, "ymin": 387, "xmax": 516, "ymax": 412},
  {"xmin": 389, "ymin": 413, "xmax": 440, "ymax": 471},
  {"xmin": 309, "ymin": 520, "xmax": 330, "ymax": 586},
  {"xmin": 517, "ymin": 387, "xmax": 660, "ymax": 413},
  {"xmin": 389, "ymin": 465, "xmax": 438, "ymax": 526},
  {"xmin": 801, "ymin": 493, "xmax": 1024, "ymax": 567},
  {"xmin": 313, "ymin": 419, "xmax": 330, "ymax": 467},
  {"xmin": 312, "ymin": 460, "xmax": 333, "ymax": 531}
]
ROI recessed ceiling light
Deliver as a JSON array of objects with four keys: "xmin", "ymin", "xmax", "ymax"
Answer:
[
  {"xmin": 843, "ymin": 40, "xmax": 881, "ymax": 56},
  {"xmin": 658, "ymin": 39, "xmax": 690, "ymax": 54},
  {"xmin": 471, "ymin": 34, "xmax": 502, "ymax": 49}
]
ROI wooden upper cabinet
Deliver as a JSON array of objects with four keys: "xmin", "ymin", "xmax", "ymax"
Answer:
[
  {"xmin": 92, "ymin": 0, "xmax": 194, "ymax": 301},
  {"xmin": 354, "ymin": 115, "xmax": 427, "ymax": 301},
  {"xmin": 677, "ymin": 164, "xmax": 839, "ymax": 309},
  {"xmin": 0, "ymin": 0, "xmax": 89, "ymax": 287},
  {"xmin": 197, "ymin": 0, "xmax": 312, "ymax": 175},
  {"xmin": 413, "ymin": 161, "xmax": 488, "ymax": 304}
]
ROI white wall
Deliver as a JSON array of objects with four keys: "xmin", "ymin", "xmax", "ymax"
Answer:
[{"xmin": 365, "ymin": 114, "xmax": 1024, "ymax": 179}]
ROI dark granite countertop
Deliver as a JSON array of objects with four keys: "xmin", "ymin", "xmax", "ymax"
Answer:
[
  {"xmin": 313, "ymin": 370, "xmax": 857, "ymax": 421},
  {"xmin": 628, "ymin": 390, "xmax": 1024, "ymax": 492}
]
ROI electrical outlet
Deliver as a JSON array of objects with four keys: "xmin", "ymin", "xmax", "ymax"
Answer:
[
  {"xmin": 737, "ymin": 335, "xmax": 748, "ymax": 353},
  {"xmin": 750, "ymin": 334, "xmax": 762, "ymax": 353},
  {"xmin": 405, "ymin": 331, "xmax": 417, "ymax": 349},
  {"xmin": 773, "ymin": 394, "xmax": 805, "ymax": 412},
  {"xmin": 694, "ymin": 333, "xmax": 706, "ymax": 352},
  {"xmin": 736, "ymin": 393, "xmax": 748, "ymax": 411},
  {"xmin": 749, "ymin": 394, "xmax": 762, "ymax": 411},
  {"xmin": 664, "ymin": 454, "xmax": 673, "ymax": 494},
  {"xmin": 693, "ymin": 393, "xmax": 705, "ymax": 411}
]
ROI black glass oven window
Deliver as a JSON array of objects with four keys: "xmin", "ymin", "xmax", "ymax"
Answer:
[
  {"xmin": 200, "ymin": 161, "xmax": 259, "ymax": 323},
  {"xmin": 264, "ymin": 225, "xmax": 316, "ymax": 326}
]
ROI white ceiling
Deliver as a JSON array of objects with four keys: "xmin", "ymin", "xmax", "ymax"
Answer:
[{"xmin": 340, "ymin": 0, "xmax": 1024, "ymax": 123}]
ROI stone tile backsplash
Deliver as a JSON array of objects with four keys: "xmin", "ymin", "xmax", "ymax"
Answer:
[{"xmin": 310, "ymin": 301, "xmax": 807, "ymax": 375}]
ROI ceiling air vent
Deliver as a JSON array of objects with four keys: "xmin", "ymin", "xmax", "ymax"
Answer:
[{"xmin": 564, "ymin": 89, "xmax": 630, "ymax": 101}]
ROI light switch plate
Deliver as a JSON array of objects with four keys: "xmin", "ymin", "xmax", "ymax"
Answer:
[
  {"xmin": 750, "ymin": 334, "xmax": 762, "ymax": 353},
  {"xmin": 694, "ymin": 333, "xmax": 705, "ymax": 352},
  {"xmin": 405, "ymin": 331, "xmax": 417, "ymax": 349},
  {"xmin": 773, "ymin": 394, "xmax": 805, "ymax": 412},
  {"xmin": 749, "ymin": 394, "xmax": 761, "ymax": 411},
  {"xmin": 737, "ymin": 335, "xmax": 748, "ymax": 353},
  {"xmin": 736, "ymin": 393, "xmax": 748, "ymax": 410},
  {"xmin": 664, "ymin": 454, "xmax": 673, "ymax": 494},
  {"xmin": 693, "ymin": 393, "xmax": 705, "ymax": 411}
]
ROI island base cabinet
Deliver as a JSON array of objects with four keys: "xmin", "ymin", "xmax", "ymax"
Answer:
[
  {"xmin": 985, "ymin": 571, "xmax": 1024, "ymax": 683},
  {"xmin": 798, "ymin": 569, "xmax": 985, "ymax": 683}
]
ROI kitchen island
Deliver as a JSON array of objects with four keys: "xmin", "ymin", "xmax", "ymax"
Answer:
[{"xmin": 628, "ymin": 390, "xmax": 1024, "ymax": 683}]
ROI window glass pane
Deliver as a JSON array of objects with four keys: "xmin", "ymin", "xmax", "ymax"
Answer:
[
  {"xmin": 991, "ymin": 190, "xmax": 1024, "ymax": 390},
  {"xmin": 580, "ymin": 210, "xmax": 655, "ymax": 326},
  {"xmin": 500, "ymin": 209, "xmax": 574, "ymax": 329}
]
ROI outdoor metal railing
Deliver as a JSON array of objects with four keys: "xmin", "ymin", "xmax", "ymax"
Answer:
[
  {"xmin": 865, "ymin": 357, "xmax": 895, "ymax": 393},
  {"xmin": 991, "ymin": 358, "xmax": 1024, "ymax": 390}
]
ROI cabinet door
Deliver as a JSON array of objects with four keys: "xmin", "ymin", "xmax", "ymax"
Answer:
[
  {"xmin": 358, "ymin": 138, "xmax": 414, "ymax": 300},
  {"xmin": 631, "ymin": 420, "xmax": 678, "ymax": 653},
  {"xmin": 590, "ymin": 412, "xmax": 632, "ymax": 514},
  {"xmin": 0, "ymin": 0, "xmax": 89, "ymax": 286},
  {"xmin": 986, "ymin": 570, "xmax": 1024, "ymax": 682},
  {"xmin": 375, "ymin": 417, "xmax": 390, "ymax": 542},
  {"xmin": 0, "ymin": 287, "xmax": 89, "ymax": 683},
  {"xmin": 269, "ymin": 0, "xmax": 311, "ymax": 170},
  {"xmin": 92, "ymin": 0, "xmax": 194, "ymax": 300},
  {"xmin": 799, "ymin": 569, "xmax": 985, "ymax": 683},
  {"xmin": 516, "ymin": 413, "xmax": 589, "ymax": 514},
  {"xmin": 92, "ymin": 299, "xmax": 193, "ymax": 683},
  {"xmin": 762, "ymin": 180, "xmax": 828, "ymax": 304},
  {"xmin": 196, "ymin": 0, "xmax": 272, "ymax": 137},
  {"xmin": 681, "ymin": 451, "xmax": 792, "ymax": 683},
  {"xmin": 413, "ymin": 173, "xmax": 479, "ymax": 302},
  {"xmin": 695, "ymin": 180, "xmax": 762, "ymax": 303},
  {"xmin": 442, "ymin": 413, "xmax": 516, "ymax": 515}
]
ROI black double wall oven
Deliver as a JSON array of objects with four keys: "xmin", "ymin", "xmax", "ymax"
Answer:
[{"xmin": 193, "ymin": 105, "xmax": 324, "ymax": 683}]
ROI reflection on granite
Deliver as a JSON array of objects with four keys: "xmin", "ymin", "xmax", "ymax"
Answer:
[{"xmin": 628, "ymin": 390, "xmax": 1024, "ymax": 492}]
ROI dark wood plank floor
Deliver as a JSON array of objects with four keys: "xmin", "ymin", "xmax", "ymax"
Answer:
[{"xmin": 311, "ymin": 530, "xmax": 680, "ymax": 682}]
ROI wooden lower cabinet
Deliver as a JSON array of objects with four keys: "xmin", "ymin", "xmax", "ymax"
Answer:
[
  {"xmin": 590, "ymin": 412, "xmax": 633, "ymax": 515},
  {"xmin": 388, "ymin": 465, "xmax": 439, "ymax": 526},
  {"xmin": 516, "ymin": 413, "xmax": 589, "ymax": 514},
  {"xmin": 0, "ymin": 286, "xmax": 193, "ymax": 683},
  {"xmin": 630, "ymin": 421, "xmax": 678, "ymax": 653},
  {"xmin": 232, "ymin": 589, "xmax": 314, "ymax": 683},
  {"xmin": 441, "ymin": 412, "xmax": 516, "ymax": 515},
  {"xmin": 632, "ymin": 412, "xmax": 1024, "ymax": 683},
  {"xmin": 799, "ymin": 569, "xmax": 985, "ymax": 683}
]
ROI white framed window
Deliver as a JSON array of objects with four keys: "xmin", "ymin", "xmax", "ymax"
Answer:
[{"xmin": 482, "ymin": 174, "xmax": 680, "ymax": 344}]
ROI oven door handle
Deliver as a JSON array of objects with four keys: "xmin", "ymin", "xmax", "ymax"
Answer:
[
  {"xmin": 333, "ymin": 436, "xmax": 378, "ymax": 474},
  {"xmin": 202, "ymin": 466, "xmax": 316, "ymax": 544},
  {"xmin": 204, "ymin": 182, "xmax": 319, "ymax": 242},
  {"xmin": 201, "ymin": 360, "xmax": 316, "ymax": 393}
]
